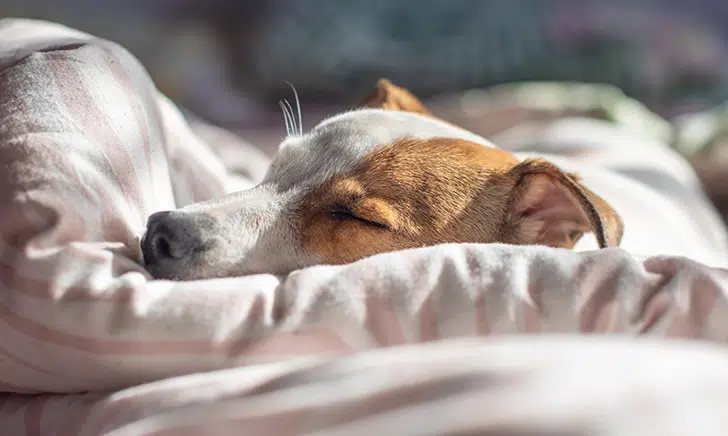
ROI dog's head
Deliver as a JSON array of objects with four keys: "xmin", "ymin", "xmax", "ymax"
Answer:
[{"xmin": 142, "ymin": 79, "xmax": 623, "ymax": 280}]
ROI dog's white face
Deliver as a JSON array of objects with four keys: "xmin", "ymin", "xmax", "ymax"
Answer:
[{"xmin": 142, "ymin": 80, "xmax": 623, "ymax": 280}]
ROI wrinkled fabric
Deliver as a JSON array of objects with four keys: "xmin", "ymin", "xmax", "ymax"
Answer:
[{"xmin": 1, "ymin": 18, "xmax": 728, "ymax": 436}]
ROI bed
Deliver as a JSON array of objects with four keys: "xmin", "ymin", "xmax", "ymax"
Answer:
[{"xmin": 2, "ymin": 18, "xmax": 728, "ymax": 436}]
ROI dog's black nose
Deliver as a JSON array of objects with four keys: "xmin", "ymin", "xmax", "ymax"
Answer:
[{"xmin": 142, "ymin": 211, "xmax": 206, "ymax": 265}]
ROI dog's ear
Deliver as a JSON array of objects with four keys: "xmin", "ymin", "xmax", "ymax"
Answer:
[
  {"xmin": 357, "ymin": 78, "xmax": 430, "ymax": 115},
  {"xmin": 505, "ymin": 159, "xmax": 623, "ymax": 248}
]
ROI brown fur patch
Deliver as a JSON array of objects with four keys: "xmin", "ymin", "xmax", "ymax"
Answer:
[
  {"xmin": 505, "ymin": 160, "xmax": 623, "ymax": 248},
  {"xmin": 298, "ymin": 138, "xmax": 524, "ymax": 265},
  {"xmin": 358, "ymin": 79, "xmax": 431, "ymax": 115}
]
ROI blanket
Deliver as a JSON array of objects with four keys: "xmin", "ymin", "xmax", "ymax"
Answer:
[{"xmin": 2, "ymin": 18, "xmax": 728, "ymax": 436}]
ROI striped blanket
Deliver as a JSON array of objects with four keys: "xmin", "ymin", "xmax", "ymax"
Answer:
[{"xmin": 2, "ymin": 18, "xmax": 728, "ymax": 436}]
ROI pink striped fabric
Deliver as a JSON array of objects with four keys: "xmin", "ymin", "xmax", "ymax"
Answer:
[{"xmin": 1, "ymin": 18, "xmax": 728, "ymax": 435}]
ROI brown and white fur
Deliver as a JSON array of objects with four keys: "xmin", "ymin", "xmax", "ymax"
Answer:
[{"xmin": 142, "ymin": 79, "xmax": 728, "ymax": 280}]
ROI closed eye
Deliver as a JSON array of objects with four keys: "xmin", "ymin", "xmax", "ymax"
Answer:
[{"xmin": 330, "ymin": 204, "xmax": 389, "ymax": 229}]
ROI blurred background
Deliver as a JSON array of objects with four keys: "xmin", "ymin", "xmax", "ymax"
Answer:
[
  {"xmin": 4, "ymin": 0, "xmax": 728, "ymax": 135},
  {"xmin": 3, "ymin": 0, "xmax": 728, "ymax": 217}
]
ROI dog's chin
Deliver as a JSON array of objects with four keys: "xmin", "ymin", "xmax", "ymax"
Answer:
[
  {"xmin": 144, "ymin": 258, "xmax": 295, "ymax": 281},
  {"xmin": 142, "ymin": 250, "xmax": 315, "ymax": 280},
  {"xmin": 143, "ymin": 261, "xmax": 233, "ymax": 281},
  {"xmin": 144, "ymin": 264, "xmax": 195, "ymax": 281}
]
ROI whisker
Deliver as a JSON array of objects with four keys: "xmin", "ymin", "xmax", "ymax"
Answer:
[
  {"xmin": 278, "ymin": 101, "xmax": 289, "ymax": 136},
  {"xmin": 278, "ymin": 100, "xmax": 292, "ymax": 137},
  {"xmin": 282, "ymin": 99, "xmax": 297, "ymax": 136},
  {"xmin": 285, "ymin": 81, "xmax": 303, "ymax": 136}
]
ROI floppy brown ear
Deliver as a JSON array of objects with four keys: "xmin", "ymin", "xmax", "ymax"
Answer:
[
  {"xmin": 505, "ymin": 159, "xmax": 623, "ymax": 248},
  {"xmin": 357, "ymin": 78, "xmax": 431, "ymax": 115}
]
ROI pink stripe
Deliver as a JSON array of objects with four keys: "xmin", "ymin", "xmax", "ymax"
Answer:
[
  {"xmin": 0, "ymin": 345, "xmax": 59, "ymax": 377},
  {"xmin": 522, "ymin": 284, "xmax": 543, "ymax": 333},
  {"xmin": 23, "ymin": 396, "xmax": 46, "ymax": 436},
  {"xmin": 408, "ymin": 259, "xmax": 441, "ymax": 342},
  {"xmin": 102, "ymin": 45, "xmax": 157, "ymax": 198},
  {"xmin": 474, "ymin": 294, "xmax": 491, "ymax": 335},
  {"xmin": 364, "ymin": 294, "xmax": 407, "ymax": 346},
  {"xmin": 521, "ymin": 301, "xmax": 542, "ymax": 333},
  {"xmin": 417, "ymin": 295, "xmax": 440, "ymax": 341},
  {"xmin": 633, "ymin": 290, "xmax": 670, "ymax": 334},
  {"xmin": 85, "ymin": 401, "xmax": 130, "ymax": 436},
  {"xmin": 0, "ymin": 394, "xmax": 23, "ymax": 413},
  {"xmin": 664, "ymin": 275, "xmax": 720, "ymax": 339},
  {"xmin": 58, "ymin": 395, "xmax": 102, "ymax": 436},
  {"xmin": 578, "ymin": 267, "xmax": 618, "ymax": 333},
  {"xmin": 691, "ymin": 275, "xmax": 723, "ymax": 338},
  {"xmin": 47, "ymin": 49, "xmax": 144, "ymax": 218}
]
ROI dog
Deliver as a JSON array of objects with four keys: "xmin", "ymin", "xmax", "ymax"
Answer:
[{"xmin": 141, "ymin": 79, "xmax": 728, "ymax": 280}]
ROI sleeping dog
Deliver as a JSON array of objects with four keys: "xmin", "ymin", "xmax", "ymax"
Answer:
[{"xmin": 142, "ymin": 79, "xmax": 728, "ymax": 280}]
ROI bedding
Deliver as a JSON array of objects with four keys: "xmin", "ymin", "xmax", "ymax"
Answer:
[{"xmin": 1, "ymin": 18, "xmax": 728, "ymax": 436}]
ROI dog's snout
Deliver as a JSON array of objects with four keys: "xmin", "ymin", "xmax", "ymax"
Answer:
[
  {"xmin": 146, "ymin": 210, "xmax": 172, "ymax": 231},
  {"xmin": 142, "ymin": 211, "xmax": 213, "ymax": 271}
]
